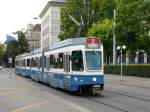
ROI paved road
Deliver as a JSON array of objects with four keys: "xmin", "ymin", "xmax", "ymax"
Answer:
[{"xmin": 0, "ymin": 68, "xmax": 150, "ymax": 112}]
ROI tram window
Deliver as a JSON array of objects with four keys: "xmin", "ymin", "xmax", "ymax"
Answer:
[
  {"xmin": 16, "ymin": 61, "xmax": 19, "ymax": 66},
  {"xmin": 44, "ymin": 56, "xmax": 46, "ymax": 68},
  {"xmin": 15, "ymin": 61, "xmax": 18, "ymax": 66},
  {"xmin": 54, "ymin": 58, "xmax": 58, "ymax": 68},
  {"xmin": 18, "ymin": 61, "xmax": 20, "ymax": 67},
  {"xmin": 20, "ymin": 60, "xmax": 21, "ymax": 67},
  {"xmin": 27, "ymin": 59, "xmax": 30, "ymax": 67},
  {"xmin": 50, "ymin": 55, "xmax": 54, "ymax": 68},
  {"xmin": 31, "ymin": 58, "xmax": 35, "ymax": 67},
  {"xmin": 19, "ymin": 61, "xmax": 21, "ymax": 67},
  {"xmin": 40, "ymin": 56, "xmax": 42, "ymax": 68},
  {"xmin": 29, "ymin": 59, "xmax": 32, "ymax": 68},
  {"xmin": 53, "ymin": 54, "xmax": 58, "ymax": 68},
  {"xmin": 37, "ymin": 58, "xmax": 40, "ymax": 69},
  {"xmin": 85, "ymin": 51, "xmax": 102, "ymax": 70},
  {"xmin": 59, "ymin": 53, "xmax": 63, "ymax": 69},
  {"xmin": 21, "ymin": 60, "xmax": 23, "ymax": 67},
  {"xmin": 46, "ymin": 57, "xmax": 50, "ymax": 70},
  {"xmin": 35, "ymin": 57, "xmax": 38, "ymax": 68},
  {"xmin": 71, "ymin": 50, "xmax": 84, "ymax": 71},
  {"xmin": 23, "ymin": 59, "xmax": 26, "ymax": 67}
]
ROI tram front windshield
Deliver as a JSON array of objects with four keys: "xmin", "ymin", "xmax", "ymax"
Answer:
[{"xmin": 85, "ymin": 51, "xmax": 102, "ymax": 70}]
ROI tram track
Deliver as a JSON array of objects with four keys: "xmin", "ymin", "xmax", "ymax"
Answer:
[
  {"xmin": 85, "ymin": 88, "xmax": 150, "ymax": 112},
  {"xmin": 105, "ymin": 89, "xmax": 150, "ymax": 103},
  {"xmin": 87, "ymin": 97, "xmax": 129, "ymax": 112}
]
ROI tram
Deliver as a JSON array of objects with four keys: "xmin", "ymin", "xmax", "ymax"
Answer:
[{"xmin": 15, "ymin": 37, "xmax": 104, "ymax": 94}]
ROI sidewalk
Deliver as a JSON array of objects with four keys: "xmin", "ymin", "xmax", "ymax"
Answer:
[{"xmin": 105, "ymin": 74, "xmax": 150, "ymax": 89}]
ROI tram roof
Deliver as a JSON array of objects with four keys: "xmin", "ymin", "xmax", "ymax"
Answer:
[
  {"xmin": 49, "ymin": 37, "xmax": 87, "ymax": 50},
  {"xmin": 15, "ymin": 48, "xmax": 43, "ymax": 59},
  {"xmin": 16, "ymin": 37, "xmax": 102, "ymax": 59}
]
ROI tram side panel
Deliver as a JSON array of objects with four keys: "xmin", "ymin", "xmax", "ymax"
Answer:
[
  {"xmin": 43, "ymin": 45, "xmax": 104, "ymax": 93},
  {"xmin": 15, "ymin": 38, "xmax": 104, "ymax": 94}
]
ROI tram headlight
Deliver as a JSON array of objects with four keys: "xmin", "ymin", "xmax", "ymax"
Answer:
[
  {"xmin": 74, "ymin": 77, "xmax": 78, "ymax": 81},
  {"xmin": 93, "ymin": 77, "xmax": 97, "ymax": 82},
  {"xmin": 67, "ymin": 76, "xmax": 71, "ymax": 78}
]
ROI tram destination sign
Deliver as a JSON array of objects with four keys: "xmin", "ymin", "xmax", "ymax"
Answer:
[{"xmin": 86, "ymin": 37, "xmax": 100, "ymax": 49}]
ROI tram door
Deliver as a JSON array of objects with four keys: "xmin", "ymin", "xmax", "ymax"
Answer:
[
  {"xmin": 64, "ymin": 53, "xmax": 70, "ymax": 73},
  {"xmin": 64, "ymin": 53, "xmax": 70, "ymax": 89}
]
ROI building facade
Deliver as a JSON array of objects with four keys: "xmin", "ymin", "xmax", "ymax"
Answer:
[
  {"xmin": 25, "ymin": 24, "xmax": 41, "ymax": 51},
  {"xmin": 39, "ymin": 0, "xmax": 65, "ymax": 50}
]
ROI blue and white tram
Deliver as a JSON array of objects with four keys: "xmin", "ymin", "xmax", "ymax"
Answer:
[{"xmin": 15, "ymin": 37, "xmax": 104, "ymax": 94}]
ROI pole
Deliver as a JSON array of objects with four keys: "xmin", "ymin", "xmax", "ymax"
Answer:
[
  {"xmin": 113, "ymin": 9, "xmax": 116, "ymax": 65},
  {"xmin": 10, "ymin": 63, "xmax": 12, "ymax": 79},
  {"xmin": 121, "ymin": 48, "xmax": 123, "ymax": 81}
]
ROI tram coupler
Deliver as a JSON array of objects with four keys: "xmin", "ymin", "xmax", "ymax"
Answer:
[{"xmin": 92, "ymin": 85, "xmax": 103, "ymax": 94}]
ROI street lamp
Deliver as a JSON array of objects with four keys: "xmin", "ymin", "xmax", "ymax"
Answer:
[
  {"xmin": 113, "ymin": 9, "xmax": 116, "ymax": 65},
  {"xmin": 117, "ymin": 45, "xmax": 126, "ymax": 81}
]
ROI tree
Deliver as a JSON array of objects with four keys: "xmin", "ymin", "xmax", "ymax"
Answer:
[
  {"xmin": 0, "ymin": 45, "xmax": 7, "ymax": 65},
  {"xmin": 59, "ymin": 0, "xmax": 115, "ymax": 40},
  {"xmin": 137, "ymin": 35, "xmax": 150, "ymax": 51},
  {"xmin": 88, "ymin": 19, "xmax": 113, "ymax": 63},
  {"xmin": 116, "ymin": 0, "xmax": 150, "ymax": 51},
  {"xmin": 16, "ymin": 31, "xmax": 29, "ymax": 55},
  {"xmin": 59, "ymin": 0, "xmax": 85, "ymax": 40},
  {"xmin": 6, "ymin": 41, "xmax": 18, "ymax": 66},
  {"xmin": 5, "ymin": 31, "xmax": 29, "ymax": 66}
]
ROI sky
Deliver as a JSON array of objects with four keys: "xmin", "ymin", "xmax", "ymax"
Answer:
[{"xmin": 0, "ymin": 0, "xmax": 49, "ymax": 43}]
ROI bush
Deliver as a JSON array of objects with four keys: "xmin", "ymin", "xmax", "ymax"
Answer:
[{"xmin": 104, "ymin": 64, "xmax": 150, "ymax": 77}]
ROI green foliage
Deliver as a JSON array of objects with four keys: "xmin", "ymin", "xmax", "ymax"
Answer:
[
  {"xmin": 88, "ymin": 19, "xmax": 113, "ymax": 40},
  {"xmin": 0, "ymin": 45, "xmax": 7, "ymax": 64},
  {"xmin": 6, "ymin": 31, "xmax": 29, "ymax": 66},
  {"xmin": 104, "ymin": 64, "xmax": 150, "ymax": 77},
  {"xmin": 60, "ymin": 0, "xmax": 85, "ymax": 40},
  {"xmin": 88, "ymin": 19, "xmax": 113, "ymax": 63},
  {"xmin": 17, "ymin": 31, "xmax": 29, "ymax": 55},
  {"xmin": 0, "ymin": 45, "xmax": 6, "ymax": 57},
  {"xmin": 137, "ymin": 35, "xmax": 150, "ymax": 51},
  {"xmin": 98, "ymin": 0, "xmax": 116, "ymax": 19},
  {"xmin": 60, "ymin": 0, "xmax": 115, "ymax": 40},
  {"xmin": 6, "ymin": 41, "xmax": 18, "ymax": 65},
  {"xmin": 116, "ymin": 0, "xmax": 150, "ymax": 50},
  {"xmin": 60, "ymin": 0, "xmax": 149, "ymax": 62}
]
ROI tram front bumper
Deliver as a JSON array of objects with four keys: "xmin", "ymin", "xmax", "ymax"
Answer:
[{"xmin": 67, "ymin": 75, "xmax": 104, "ymax": 92}]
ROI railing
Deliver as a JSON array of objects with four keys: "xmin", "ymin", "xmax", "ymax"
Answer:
[{"xmin": 105, "ymin": 53, "xmax": 150, "ymax": 64}]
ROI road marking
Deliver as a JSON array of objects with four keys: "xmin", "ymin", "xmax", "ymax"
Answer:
[
  {"xmin": 61, "ymin": 99, "xmax": 92, "ymax": 112},
  {"xmin": 1, "ymin": 93, "xmax": 44, "ymax": 102},
  {"xmin": 0, "ymin": 88, "xmax": 25, "ymax": 90},
  {"xmin": 11, "ymin": 101, "xmax": 48, "ymax": 112},
  {"xmin": 5, "ymin": 70, "xmax": 91, "ymax": 112},
  {"xmin": 0, "ymin": 75, "xmax": 8, "ymax": 78},
  {"xmin": 43, "ymin": 91, "xmax": 92, "ymax": 112},
  {"xmin": 15, "ymin": 76, "xmax": 39, "ymax": 89},
  {"xmin": 0, "ymin": 90, "xmax": 21, "ymax": 95},
  {"xmin": 0, "ymin": 88, "xmax": 43, "ymax": 102},
  {"xmin": 0, "ymin": 90, "xmax": 48, "ymax": 112}
]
